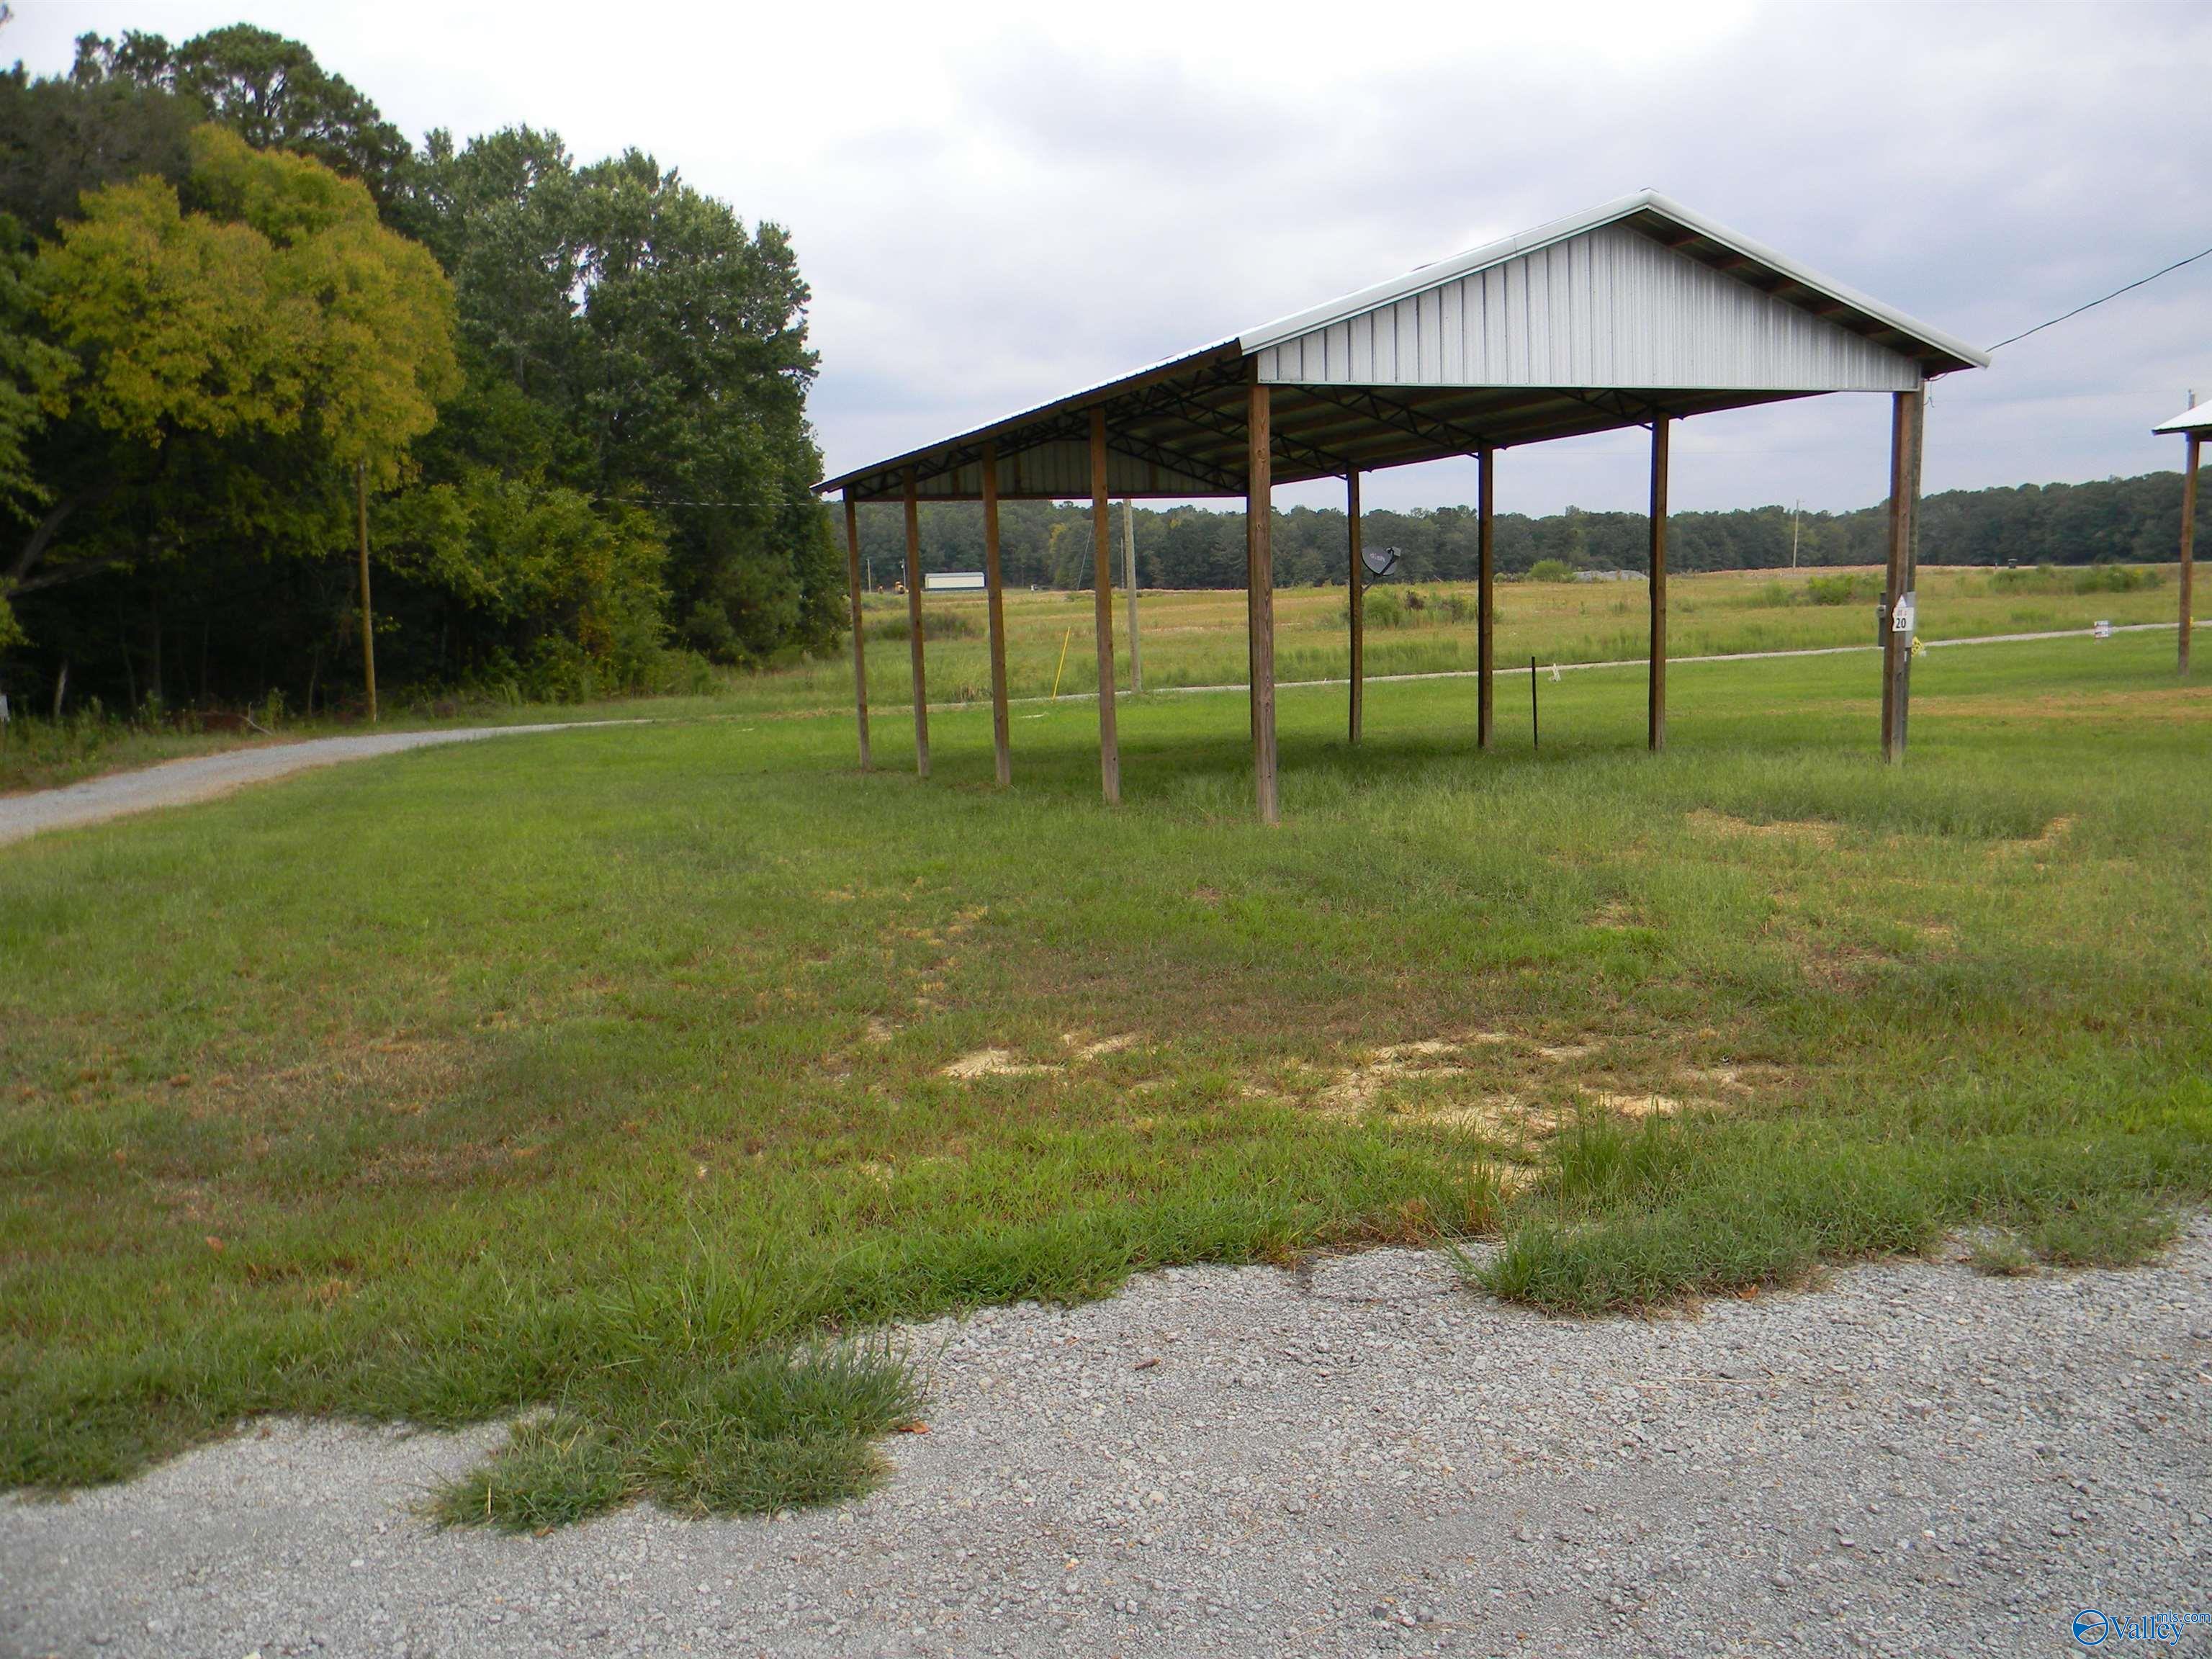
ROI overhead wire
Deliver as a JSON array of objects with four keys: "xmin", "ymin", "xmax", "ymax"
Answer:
[{"xmin": 1987, "ymin": 242, "xmax": 2212, "ymax": 352}]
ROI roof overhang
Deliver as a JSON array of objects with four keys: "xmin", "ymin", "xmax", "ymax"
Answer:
[{"xmin": 2154, "ymin": 403, "xmax": 2212, "ymax": 435}]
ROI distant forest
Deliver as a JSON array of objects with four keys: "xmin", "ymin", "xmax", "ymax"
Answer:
[{"xmin": 853, "ymin": 469, "xmax": 2208, "ymax": 592}]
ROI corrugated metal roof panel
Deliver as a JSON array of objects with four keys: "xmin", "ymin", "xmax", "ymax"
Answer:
[
  {"xmin": 1251, "ymin": 225, "xmax": 1921, "ymax": 392},
  {"xmin": 1235, "ymin": 190, "xmax": 1989, "ymax": 376}
]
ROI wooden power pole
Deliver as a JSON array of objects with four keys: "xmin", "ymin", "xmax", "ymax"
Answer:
[
  {"xmin": 356, "ymin": 459, "xmax": 377, "ymax": 724},
  {"xmin": 1123, "ymin": 498, "xmax": 1142, "ymax": 693},
  {"xmin": 2181, "ymin": 429, "xmax": 2198, "ymax": 677}
]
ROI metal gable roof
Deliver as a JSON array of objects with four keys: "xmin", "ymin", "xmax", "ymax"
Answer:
[{"xmin": 1236, "ymin": 191, "xmax": 1989, "ymax": 377}]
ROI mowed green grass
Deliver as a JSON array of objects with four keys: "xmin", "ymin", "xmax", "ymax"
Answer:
[{"xmin": 2, "ymin": 629, "xmax": 2208, "ymax": 1527}]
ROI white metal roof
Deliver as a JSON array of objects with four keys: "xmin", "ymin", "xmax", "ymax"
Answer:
[
  {"xmin": 1237, "ymin": 191, "xmax": 1989, "ymax": 374},
  {"xmin": 819, "ymin": 192, "xmax": 1986, "ymax": 502},
  {"xmin": 2153, "ymin": 402, "xmax": 2212, "ymax": 434}
]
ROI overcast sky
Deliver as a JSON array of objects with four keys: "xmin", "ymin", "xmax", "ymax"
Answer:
[{"xmin": 10, "ymin": 1, "xmax": 2212, "ymax": 518}]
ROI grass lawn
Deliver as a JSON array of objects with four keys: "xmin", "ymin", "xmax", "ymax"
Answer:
[{"xmin": 2, "ymin": 622, "xmax": 2207, "ymax": 1529}]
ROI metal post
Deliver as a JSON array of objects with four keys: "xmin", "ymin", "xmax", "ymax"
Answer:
[
  {"xmin": 902, "ymin": 467, "xmax": 929, "ymax": 777},
  {"xmin": 1881, "ymin": 387, "xmax": 1925, "ymax": 762},
  {"xmin": 843, "ymin": 495, "xmax": 871, "ymax": 770}
]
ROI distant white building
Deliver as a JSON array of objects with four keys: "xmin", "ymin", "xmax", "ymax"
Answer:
[{"xmin": 923, "ymin": 571, "xmax": 986, "ymax": 593}]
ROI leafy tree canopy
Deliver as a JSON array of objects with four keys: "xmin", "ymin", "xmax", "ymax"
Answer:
[
  {"xmin": 402, "ymin": 133, "xmax": 837, "ymax": 665},
  {"xmin": 66, "ymin": 23, "xmax": 408, "ymax": 207},
  {"xmin": 36, "ymin": 125, "xmax": 458, "ymax": 482}
]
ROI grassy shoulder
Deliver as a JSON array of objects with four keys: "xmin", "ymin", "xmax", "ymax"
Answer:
[
  {"xmin": 1, "ymin": 629, "xmax": 2206, "ymax": 1527},
  {"xmin": 0, "ymin": 686, "xmax": 747, "ymax": 797}
]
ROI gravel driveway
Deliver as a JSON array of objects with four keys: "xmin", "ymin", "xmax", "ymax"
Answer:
[
  {"xmin": 0, "ymin": 723, "xmax": 635, "ymax": 848},
  {"xmin": 5, "ymin": 1223, "xmax": 2207, "ymax": 1658}
]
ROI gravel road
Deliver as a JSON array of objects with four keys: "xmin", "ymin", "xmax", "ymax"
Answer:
[
  {"xmin": 0, "ymin": 723, "xmax": 637, "ymax": 847},
  {"xmin": 6, "ymin": 1223, "xmax": 2207, "ymax": 1658}
]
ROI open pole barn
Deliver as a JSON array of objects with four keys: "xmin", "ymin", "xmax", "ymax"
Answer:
[{"xmin": 817, "ymin": 192, "xmax": 1989, "ymax": 822}]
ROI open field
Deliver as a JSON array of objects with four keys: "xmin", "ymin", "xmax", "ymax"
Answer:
[
  {"xmin": 2, "ymin": 624, "xmax": 2208, "ymax": 1529},
  {"xmin": 813, "ymin": 562, "xmax": 2188, "ymax": 709}
]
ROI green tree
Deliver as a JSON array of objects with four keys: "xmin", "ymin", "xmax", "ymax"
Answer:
[
  {"xmin": 0, "ymin": 54, "xmax": 200, "ymax": 238},
  {"xmin": 66, "ymin": 24, "xmax": 408, "ymax": 209},
  {"xmin": 0, "ymin": 217, "xmax": 69, "ymax": 647},
  {"xmin": 401, "ymin": 134, "xmax": 840, "ymax": 665},
  {"xmin": 12, "ymin": 126, "xmax": 457, "ymax": 651}
]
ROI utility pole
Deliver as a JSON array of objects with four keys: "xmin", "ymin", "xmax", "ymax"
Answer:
[
  {"xmin": 1791, "ymin": 500, "xmax": 1801, "ymax": 570},
  {"xmin": 1123, "ymin": 498, "xmax": 1142, "ymax": 693},
  {"xmin": 356, "ymin": 459, "xmax": 377, "ymax": 723}
]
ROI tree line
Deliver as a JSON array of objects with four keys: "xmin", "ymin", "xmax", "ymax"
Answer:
[
  {"xmin": 0, "ymin": 17, "xmax": 836, "ymax": 718},
  {"xmin": 854, "ymin": 468, "xmax": 2207, "ymax": 592}
]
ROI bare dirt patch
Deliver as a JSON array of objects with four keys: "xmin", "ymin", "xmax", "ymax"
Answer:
[
  {"xmin": 1311, "ymin": 1033, "xmax": 1732, "ymax": 1142},
  {"xmin": 1065, "ymin": 1033, "xmax": 1141, "ymax": 1061},
  {"xmin": 1582, "ymin": 1089, "xmax": 1686, "ymax": 1120},
  {"xmin": 1318, "ymin": 1041, "xmax": 1470, "ymax": 1114},
  {"xmin": 939, "ymin": 1049, "xmax": 1062, "ymax": 1081}
]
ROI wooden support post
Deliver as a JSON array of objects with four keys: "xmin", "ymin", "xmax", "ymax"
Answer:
[
  {"xmin": 1647, "ymin": 418, "xmax": 1669, "ymax": 752},
  {"xmin": 1248, "ymin": 382, "xmax": 1279, "ymax": 824},
  {"xmin": 2181, "ymin": 431, "xmax": 2199, "ymax": 676},
  {"xmin": 1123, "ymin": 499, "xmax": 1142, "ymax": 694},
  {"xmin": 902, "ymin": 467, "xmax": 929, "ymax": 778},
  {"xmin": 356, "ymin": 459, "xmax": 377, "ymax": 724},
  {"xmin": 982, "ymin": 441, "xmax": 1012, "ymax": 785},
  {"xmin": 1477, "ymin": 448, "xmax": 1495, "ymax": 750},
  {"xmin": 1346, "ymin": 469, "xmax": 1363, "ymax": 745},
  {"xmin": 1881, "ymin": 387, "xmax": 1925, "ymax": 762},
  {"xmin": 1089, "ymin": 409, "xmax": 1121, "ymax": 806},
  {"xmin": 843, "ymin": 495, "xmax": 871, "ymax": 770}
]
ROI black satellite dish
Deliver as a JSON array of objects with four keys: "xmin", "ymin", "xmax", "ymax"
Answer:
[{"xmin": 1362, "ymin": 544, "xmax": 1402, "ymax": 580}]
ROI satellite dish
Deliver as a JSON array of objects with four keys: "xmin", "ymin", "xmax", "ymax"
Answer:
[{"xmin": 1362, "ymin": 545, "xmax": 1401, "ymax": 580}]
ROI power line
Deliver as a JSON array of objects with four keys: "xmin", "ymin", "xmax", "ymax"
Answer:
[{"xmin": 1987, "ymin": 242, "xmax": 2212, "ymax": 352}]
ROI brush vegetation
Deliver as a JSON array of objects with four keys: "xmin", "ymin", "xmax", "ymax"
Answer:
[{"xmin": 2, "ymin": 623, "xmax": 2206, "ymax": 1528}]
